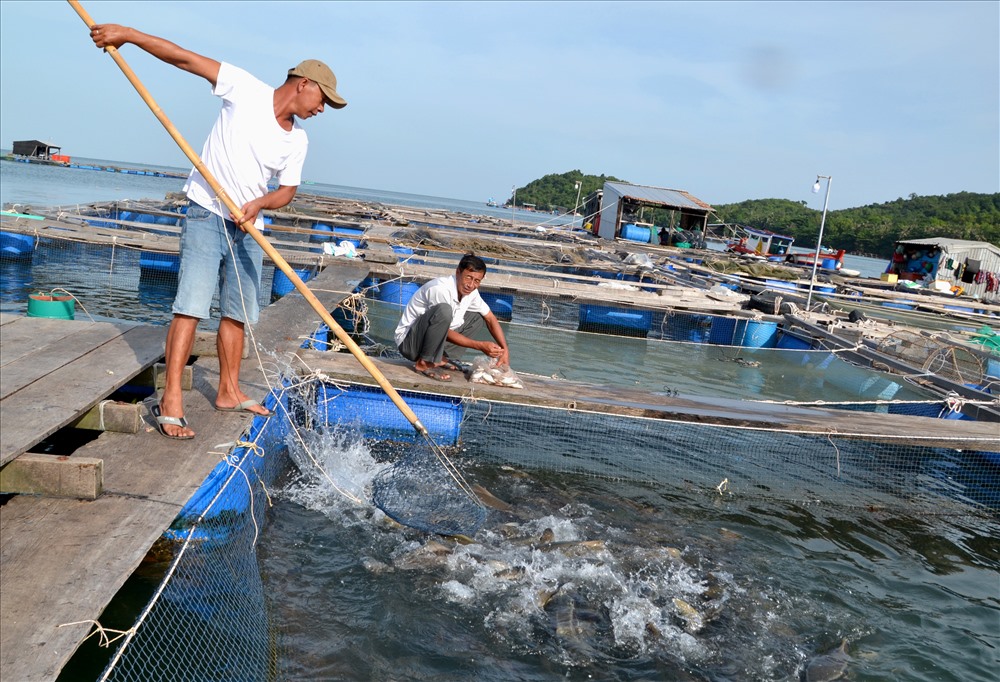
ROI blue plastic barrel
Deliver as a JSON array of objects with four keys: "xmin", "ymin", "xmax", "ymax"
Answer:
[
  {"xmin": 578, "ymin": 305, "xmax": 652, "ymax": 337},
  {"xmin": 335, "ymin": 226, "xmax": 365, "ymax": 248},
  {"xmin": 376, "ymin": 280, "xmax": 420, "ymax": 307},
  {"xmin": 776, "ymin": 332, "xmax": 813, "ymax": 350},
  {"xmin": 734, "ymin": 320, "xmax": 778, "ymax": 348},
  {"xmin": 319, "ymin": 383, "xmax": 462, "ymax": 445},
  {"xmin": 355, "ymin": 276, "xmax": 380, "ymax": 295},
  {"xmin": 621, "ymin": 223, "xmax": 652, "ymax": 243},
  {"xmin": 309, "ymin": 222, "xmax": 335, "ymax": 252},
  {"xmin": 139, "ymin": 251, "xmax": 180, "ymax": 277},
  {"xmin": 821, "ymin": 258, "xmax": 838, "ymax": 270},
  {"xmin": 708, "ymin": 316, "xmax": 737, "ymax": 345},
  {"xmin": 272, "ymin": 267, "xmax": 315, "ymax": 299},
  {"xmin": 0, "ymin": 231, "xmax": 36, "ymax": 260},
  {"xmin": 480, "ymin": 291, "xmax": 514, "ymax": 321},
  {"xmin": 391, "ymin": 245, "xmax": 425, "ymax": 265}
]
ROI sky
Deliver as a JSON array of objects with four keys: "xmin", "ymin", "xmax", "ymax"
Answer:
[{"xmin": 1, "ymin": 1, "xmax": 997, "ymax": 211}]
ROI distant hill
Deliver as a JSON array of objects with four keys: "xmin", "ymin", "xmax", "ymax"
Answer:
[
  {"xmin": 713, "ymin": 193, "xmax": 999, "ymax": 257},
  {"xmin": 511, "ymin": 172, "xmax": 999, "ymax": 258}
]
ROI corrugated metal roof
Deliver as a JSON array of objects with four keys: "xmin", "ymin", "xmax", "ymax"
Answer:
[
  {"xmin": 605, "ymin": 181, "xmax": 712, "ymax": 211},
  {"xmin": 895, "ymin": 237, "xmax": 1000, "ymax": 256}
]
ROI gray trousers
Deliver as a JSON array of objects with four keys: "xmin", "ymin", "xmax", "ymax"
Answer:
[{"xmin": 398, "ymin": 302, "xmax": 484, "ymax": 363}]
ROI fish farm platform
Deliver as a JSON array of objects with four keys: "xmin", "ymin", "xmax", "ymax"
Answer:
[
  {"xmin": 287, "ymin": 345, "xmax": 1000, "ymax": 450},
  {"xmin": 0, "ymin": 263, "xmax": 368, "ymax": 682}
]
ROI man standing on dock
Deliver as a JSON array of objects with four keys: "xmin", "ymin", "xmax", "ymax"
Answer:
[
  {"xmin": 394, "ymin": 254, "xmax": 510, "ymax": 381},
  {"xmin": 91, "ymin": 24, "xmax": 346, "ymax": 438}
]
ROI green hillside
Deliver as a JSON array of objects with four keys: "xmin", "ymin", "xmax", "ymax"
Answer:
[{"xmin": 510, "ymin": 171, "xmax": 999, "ymax": 258}]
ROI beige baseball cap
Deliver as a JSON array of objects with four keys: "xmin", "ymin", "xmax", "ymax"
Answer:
[{"xmin": 288, "ymin": 59, "xmax": 347, "ymax": 109}]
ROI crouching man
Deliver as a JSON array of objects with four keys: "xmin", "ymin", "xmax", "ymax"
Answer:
[{"xmin": 394, "ymin": 254, "xmax": 509, "ymax": 381}]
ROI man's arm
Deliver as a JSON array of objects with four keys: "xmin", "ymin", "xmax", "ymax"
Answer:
[
  {"xmin": 234, "ymin": 185, "xmax": 298, "ymax": 228},
  {"xmin": 91, "ymin": 24, "xmax": 220, "ymax": 86},
  {"xmin": 446, "ymin": 312, "xmax": 510, "ymax": 366}
]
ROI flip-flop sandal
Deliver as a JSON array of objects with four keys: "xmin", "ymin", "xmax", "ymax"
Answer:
[
  {"xmin": 214, "ymin": 399, "xmax": 275, "ymax": 417},
  {"xmin": 151, "ymin": 403, "xmax": 195, "ymax": 440},
  {"xmin": 414, "ymin": 366, "xmax": 452, "ymax": 382},
  {"xmin": 440, "ymin": 359, "xmax": 464, "ymax": 372}
]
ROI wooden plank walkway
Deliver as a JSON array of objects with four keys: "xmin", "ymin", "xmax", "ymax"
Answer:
[
  {"xmin": 0, "ymin": 262, "xmax": 369, "ymax": 682},
  {"xmin": 0, "ymin": 314, "xmax": 166, "ymax": 466}
]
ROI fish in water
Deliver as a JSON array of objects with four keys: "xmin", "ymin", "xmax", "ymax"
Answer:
[
  {"xmin": 673, "ymin": 597, "xmax": 705, "ymax": 635},
  {"xmin": 804, "ymin": 639, "xmax": 850, "ymax": 682},
  {"xmin": 472, "ymin": 483, "xmax": 514, "ymax": 512}
]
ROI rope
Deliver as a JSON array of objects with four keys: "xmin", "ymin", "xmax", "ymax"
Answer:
[
  {"xmin": 57, "ymin": 620, "xmax": 134, "ymax": 648},
  {"xmin": 939, "ymin": 392, "xmax": 967, "ymax": 418}
]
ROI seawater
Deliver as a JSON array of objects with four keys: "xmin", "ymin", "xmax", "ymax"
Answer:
[
  {"xmin": 259, "ymin": 418, "xmax": 1000, "ymax": 681},
  {"xmin": 6, "ymin": 158, "xmax": 997, "ymax": 681}
]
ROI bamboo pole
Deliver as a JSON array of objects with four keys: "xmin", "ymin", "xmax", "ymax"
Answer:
[{"xmin": 67, "ymin": 0, "xmax": 430, "ymax": 435}]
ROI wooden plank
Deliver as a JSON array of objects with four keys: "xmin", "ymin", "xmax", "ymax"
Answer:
[
  {"xmin": 0, "ymin": 360, "xmax": 259, "ymax": 682},
  {"xmin": 0, "ymin": 320, "xmax": 137, "ymax": 397},
  {"xmin": 0, "ymin": 315, "xmax": 93, "ymax": 370},
  {"xmin": 0, "ymin": 453, "xmax": 103, "ymax": 499},
  {"xmin": 0, "ymin": 324, "xmax": 166, "ymax": 466},
  {"xmin": 287, "ymin": 347, "xmax": 1000, "ymax": 449},
  {"xmin": 246, "ymin": 261, "xmax": 371, "ymax": 352}
]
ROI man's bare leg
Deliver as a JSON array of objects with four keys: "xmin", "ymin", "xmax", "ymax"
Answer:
[
  {"xmin": 215, "ymin": 316, "xmax": 270, "ymax": 415},
  {"xmin": 160, "ymin": 314, "xmax": 198, "ymax": 438}
]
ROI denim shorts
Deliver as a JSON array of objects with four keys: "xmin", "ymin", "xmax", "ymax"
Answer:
[{"xmin": 173, "ymin": 202, "xmax": 264, "ymax": 324}]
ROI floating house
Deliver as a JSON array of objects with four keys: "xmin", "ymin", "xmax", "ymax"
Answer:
[
  {"xmin": 10, "ymin": 139, "xmax": 69, "ymax": 163},
  {"xmin": 582, "ymin": 181, "xmax": 713, "ymax": 246},
  {"xmin": 886, "ymin": 237, "xmax": 1000, "ymax": 301}
]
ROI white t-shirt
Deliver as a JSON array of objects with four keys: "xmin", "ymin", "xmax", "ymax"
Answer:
[
  {"xmin": 394, "ymin": 275, "xmax": 492, "ymax": 348},
  {"xmin": 184, "ymin": 62, "xmax": 307, "ymax": 227}
]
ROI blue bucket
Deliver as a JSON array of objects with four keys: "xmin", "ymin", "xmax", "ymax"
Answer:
[
  {"xmin": 821, "ymin": 258, "xmax": 838, "ymax": 270},
  {"xmin": 480, "ymin": 291, "xmax": 514, "ymax": 321},
  {"xmin": 376, "ymin": 280, "xmax": 419, "ymax": 307}
]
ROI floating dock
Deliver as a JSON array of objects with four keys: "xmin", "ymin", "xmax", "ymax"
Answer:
[{"xmin": 0, "ymin": 263, "xmax": 368, "ymax": 682}]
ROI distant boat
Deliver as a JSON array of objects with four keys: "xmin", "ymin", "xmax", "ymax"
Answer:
[
  {"xmin": 486, "ymin": 198, "xmax": 499, "ymax": 207},
  {"xmin": 723, "ymin": 224, "xmax": 794, "ymax": 260}
]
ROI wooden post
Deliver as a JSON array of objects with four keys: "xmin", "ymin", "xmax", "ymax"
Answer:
[
  {"xmin": 0, "ymin": 453, "xmax": 103, "ymax": 499},
  {"xmin": 69, "ymin": 401, "xmax": 144, "ymax": 433}
]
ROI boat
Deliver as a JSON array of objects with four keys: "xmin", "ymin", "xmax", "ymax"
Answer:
[
  {"xmin": 486, "ymin": 198, "xmax": 499, "ymax": 207},
  {"xmin": 721, "ymin": 224, "xmax": 795, "ymax": 261},
  {"xmin": 783, "ymin": 246, "xmax": 847, "ymax": 272}
]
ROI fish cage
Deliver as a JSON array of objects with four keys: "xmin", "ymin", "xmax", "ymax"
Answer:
[{"xmin": 80, "ymin": 370, "xmax": 1000, "ymax": 681}]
